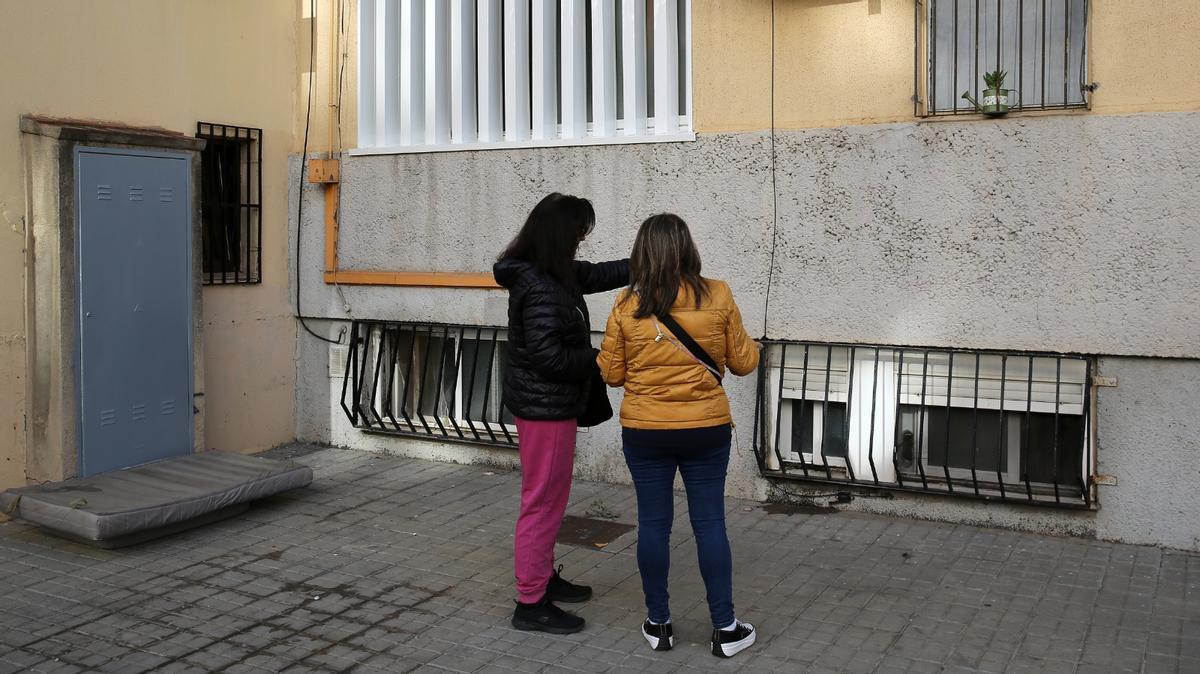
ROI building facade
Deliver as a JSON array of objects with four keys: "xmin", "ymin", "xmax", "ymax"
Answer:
[
  {"xmin": 293, "ymin": 0, "xmax": 1200, "ymax": 551},
  {"xmin": 2, "ymin": 1, "xmax": 1196, "ymax": 552}
]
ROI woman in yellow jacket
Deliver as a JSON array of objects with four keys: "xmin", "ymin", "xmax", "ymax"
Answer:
[{"xmin": 596, "ymin": 213, "xmax": 761, "ymax": 659}]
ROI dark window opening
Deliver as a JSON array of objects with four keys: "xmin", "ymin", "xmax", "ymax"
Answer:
[
  {"xmin": 791, "ymin": 400, "xmax": 849, "ymax": 460},
  {"xmin": 197, "ymin": 122, "xmax": 262, "ymax": 284}
]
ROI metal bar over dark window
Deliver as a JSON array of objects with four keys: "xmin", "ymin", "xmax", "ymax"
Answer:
[
  {"xmin": 754, "ymin": 340, "xmax": 1097, "ymax": 509},
  {"xmin": 196, "ymin": 122, "xmax": 263, "ymax": 284},
  {"xmin": 341, "ymin": 320, "xmax": 518, "ymax": 449},
  {"xmin": 923, "ymin": 0, "xmax": 1089, "ymax": 115}
]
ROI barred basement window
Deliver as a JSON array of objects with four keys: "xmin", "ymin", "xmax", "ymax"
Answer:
[
  {"xmin": 920, "ymin": 0, "xmax": 1090, "ymax": 115},
  {"xmin": 756, "ymin": 342, "xmax": 1096, "ymax": 508},
  {"xmin": 355, "ymin": 0, "xmax": 692, "ymax": 153},
  {"xmin": 341, "ymin": 321, "xmax": 517, "ymax": 448},
  {"xmin": 196, "ymin": 122, "xmax": 262, "ymax": 284}
]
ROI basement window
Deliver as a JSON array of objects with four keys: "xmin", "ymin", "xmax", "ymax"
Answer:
[
  {"xmin": 196, "ymin": 122, "xmax": 262, "ymax": 285},
  {"xmin": 342, "ymin": 321, "xmax": 517, "ymax": 448},
  {"xmin": 758, "ymin": 343, "xmax": 1096, "ymax": 508},
  {"xmin": 354, "ymin": 0, "xmax": 693, "ymax": 154},
  {"xmin": 921, "ymin": 0, "xmax": 1090, "ymax": 115}
]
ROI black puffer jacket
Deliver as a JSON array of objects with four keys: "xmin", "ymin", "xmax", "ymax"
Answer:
[{"xmin": 494, "ymin": 257, "xmax": 630, "ymax": 420}]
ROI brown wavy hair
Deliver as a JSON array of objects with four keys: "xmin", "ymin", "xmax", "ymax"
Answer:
[{"xmin": 628, "ymin": 213, "xmax": 707, "ymax": 319}]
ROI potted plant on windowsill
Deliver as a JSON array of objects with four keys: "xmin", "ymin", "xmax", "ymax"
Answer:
[{"xmin": 961, "ymin": 69, "xmax": 1014, "ymax": 116}]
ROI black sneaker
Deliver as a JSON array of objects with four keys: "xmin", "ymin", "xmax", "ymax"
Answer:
[
  {"xmin": 641, "ymin": 620, "xmax": 674, "ymax": 651},
  {"xmin": 511, "ymin": 598, "xmax": 585, "ymax": 635},
  {"xmin": 711, "ymin": 621, "xmax": 756, "ymax": 658},
  {"xmin": 545, "ymin": 565, "xmax": 592, "ymax": 603}
]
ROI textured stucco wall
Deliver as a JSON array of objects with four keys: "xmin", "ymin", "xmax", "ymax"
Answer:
[
  {"xmin": 766, "ymin": 112, "xmax": 1200, "ymax": 358},
  {"xmin": 292, "ymin": 111, "xmax": 1200, "ymax": 549},
  {"xmin": 1094, "ymin": 358, "xmax": 1200, "ymax": 551},
  {"xmin": 303, "ymin": 112, "xmax": 1200, "ymax": 357}
]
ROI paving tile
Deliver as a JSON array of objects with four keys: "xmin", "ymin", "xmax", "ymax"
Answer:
[{"xmin": 0, "ymin": 445, "xmax": 1194, "ymax": 674}]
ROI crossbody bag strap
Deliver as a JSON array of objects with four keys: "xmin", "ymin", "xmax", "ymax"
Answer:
[{"xmin": 656, "ymin": 312, "xmax": 723, "ymax": 385}]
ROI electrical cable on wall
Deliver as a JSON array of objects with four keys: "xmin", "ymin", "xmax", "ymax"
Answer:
[
  {"xmin": 760, "ymin": 0, "xmax": 780, "ymax": 340},
  {"xmin": 330, "ymin": 0, "xmax": 355, "ymax": 320},
  {"xmin": 296, "ymin": 0, "xmax": 343, "ymax": 345}
]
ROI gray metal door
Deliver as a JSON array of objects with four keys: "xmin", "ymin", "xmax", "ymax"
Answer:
[{"xmin": 76, "ymin": 148, "xmax": 193, "ymax": 476}]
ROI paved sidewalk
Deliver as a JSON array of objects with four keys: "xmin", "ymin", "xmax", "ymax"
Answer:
[{"xmin": 0, "ymin": 445, "xmax": 1196, "ymax": 673}]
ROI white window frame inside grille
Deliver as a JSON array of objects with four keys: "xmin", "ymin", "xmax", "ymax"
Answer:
[
  {"xmin": 764, "ymin": 346, "xmax": 1091, "ymax": 493},
  {"xmin": 354, "ymin": 0, "xmax": 694, "ymax": 155}
]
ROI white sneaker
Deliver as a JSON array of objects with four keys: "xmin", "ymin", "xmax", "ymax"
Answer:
[{"xmin": 711, "ymin": 620, "xmax": 756, "ymax": 658}]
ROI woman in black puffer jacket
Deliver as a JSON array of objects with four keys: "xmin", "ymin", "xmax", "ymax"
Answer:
[{"xmin": 494, "ymin": 193, "xmax": 628, "ymax": 635}]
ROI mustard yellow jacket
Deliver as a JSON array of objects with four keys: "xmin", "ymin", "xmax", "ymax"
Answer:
[{"xmin": 596, "ymin": 279, "xmax": 760, "ymax": 429}]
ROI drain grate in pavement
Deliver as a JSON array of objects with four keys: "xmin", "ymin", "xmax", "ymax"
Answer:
[{"xmin": 557, "ymin": 515, "xmax": 635, "ymax": 548}]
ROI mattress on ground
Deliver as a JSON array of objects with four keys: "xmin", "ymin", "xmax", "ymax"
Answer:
[{"xmin": 0, "ymin": 451, "xmax": 312, "ymax": 544}]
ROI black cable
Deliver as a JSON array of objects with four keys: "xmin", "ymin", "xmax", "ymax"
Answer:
[
  {"xmin": 297, "ymin": 0, "xmax": 342, "ymax": 345},
  {"xmin": 760, "ymin": 0, "xmax": 780, "ymax": 340}
]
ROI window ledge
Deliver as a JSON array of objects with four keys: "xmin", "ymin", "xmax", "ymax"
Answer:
[
  {"xmin": 917, "ymin": 107, "xmax": 1092, "ymax": 124},
  {"xmin": 348, "ymin": 131, "xmax": 697, "ymax": 157}
]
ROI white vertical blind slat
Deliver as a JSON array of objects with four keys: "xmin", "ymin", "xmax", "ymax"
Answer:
[
  {"xmin": 399, "ymin": 0, "xmax": 425, "ymax": 145},
  {"xmin": 358, "ymin": 0, "xmax": 378, "ymax": 147},
  {"xmin": 531, "ymin": 0, "xmax": 558, "ymax": 140},
  {"xmin": 504, "ymin": 0, "xmax": 531, "ymax": 141},
  {"xmin": 590, "ymin": 0, "xmax": 617, "ymax": 137},
  {"xmin": 653, "ymin": 0, "xmax": 679, "ymax": 134},
  {"xmin": 450, "ymin": 0, "xmax": 476, "ymax": 143},
  {"xmin": 377, "ymin": 0, "xmax": 398, "ymax": 145},
  {"xmin": 560, "ymin": 1, "xmax": 587, "ymax": 139},
  {"xmin": 621, "ymin": 0, "xmax": 647, "ymax": 136},
  {"xmin": 476, "ymin": 0, "xmax": 503, "ymax": 142},
  {"xmin": 425, "ymin": 1, "xmax": 450, "ymax": 145}
]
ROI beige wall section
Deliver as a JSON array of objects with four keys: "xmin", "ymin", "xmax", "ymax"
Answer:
[
  {"xmin": 297, "ymin": 0, "xmax": 358, "ymax": 156},
  {"xmin": 691, "ymin": 0, "xmax": 774, "ymax": 133},
  {"xmin": 693, "ymin": 0, "xmax": 1200, "ymax": 133},
  {"xmin": 771, "ymin": 0, "xmax": 916, "ymax": 130},
  {"xmin": 693, "ymin": 0, "xmax": 915, "ymax": 132},
  {"xmin": 0, "ymin": 0, "xmax": 300, "ymax": 487},
  {"xmin": 1089, "ymin": 0, "xmax": 1200, "ymax": 114}
]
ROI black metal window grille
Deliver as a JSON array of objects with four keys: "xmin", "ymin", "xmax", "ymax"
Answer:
[
  {"xmin": 921, "ymin": 0, "xmax": 1090, "ymax": 115},
  {"xmin": 753, "ymin": 342, "xmax": 1096, "ymax": 508},
  {"xmin": 341, "ymin": 321, "xmax": 517, "ymax": 448},
  {"xmin": 197, "ymin": 122, "xmax": 262, "ymax": 284}
]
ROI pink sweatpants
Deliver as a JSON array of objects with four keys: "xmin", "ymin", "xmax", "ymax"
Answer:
[{"xmin": 513, "ymin": 416, "xmax": 577, "ymax": 603}]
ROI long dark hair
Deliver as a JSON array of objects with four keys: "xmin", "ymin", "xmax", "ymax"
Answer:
[
  {"xmin": 498, "ymin": 193, "xmax": 595, "ymax": 284},
  {"xmin": 628, "ymin": 213, "xmax": 707, "ymax": 318}
]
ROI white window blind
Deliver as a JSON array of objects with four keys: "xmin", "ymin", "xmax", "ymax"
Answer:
[{"xmin": 357, "ymin": 0, "xmax": 693, "ymax": 153}]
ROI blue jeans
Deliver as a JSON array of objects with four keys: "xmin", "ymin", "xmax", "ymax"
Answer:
[{"xmin": 622, "ymin": 426, "xmax": 734, "ymax": 629}]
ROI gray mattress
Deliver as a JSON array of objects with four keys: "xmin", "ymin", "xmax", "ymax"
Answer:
[{"xmin": 0, "ymin": 451, "xmax": 312, "ymax": 545}]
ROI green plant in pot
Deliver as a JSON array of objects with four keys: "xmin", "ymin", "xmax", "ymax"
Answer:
[{"xmin": 961, "ymin": 69, "xmax": 1014, "ymax": 116}]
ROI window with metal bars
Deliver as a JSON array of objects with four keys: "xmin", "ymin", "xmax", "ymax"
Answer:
[
  {"xmin": 754, "ymin": 342, "xmax": 1097, "ymax": 508},
  {"xmin": 921, "ymin": 0, "xmax": 1090, "ymax": 116},
  {"xmin": 341, "ymin": 321, "xmax": 517, "ymax": 448},
  {"xmin": 196, "ymin": 122, "xmax": 262, "ymax": 284},
  {"xmin": 356, "ymin": 0, "xmax": 692, "ymax": 152}
]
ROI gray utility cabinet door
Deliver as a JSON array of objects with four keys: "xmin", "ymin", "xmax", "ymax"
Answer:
[{"xmin": 76, "ymin": 148, "xmax": 193, "ymax": 476}]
